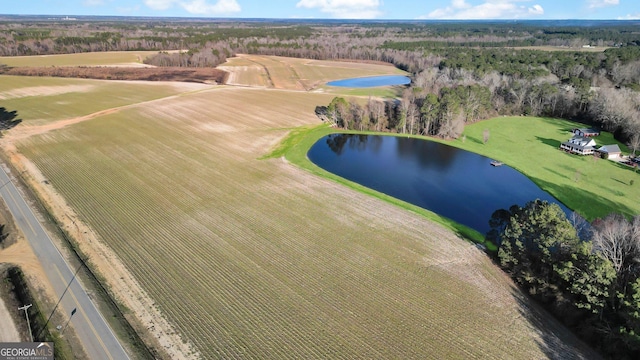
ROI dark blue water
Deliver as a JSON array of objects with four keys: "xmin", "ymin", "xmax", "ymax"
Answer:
[
  {"xmin": 326, "ymin": 75, "xmax": 411, "ymax": 88},
  {"xmin": 308, "ymin": 134, "xmax": 569, "ymax": 234}
]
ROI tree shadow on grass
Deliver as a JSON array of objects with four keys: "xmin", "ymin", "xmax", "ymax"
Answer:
[
  {"xmin": 530, "ymin": 176, "xmax": 637, "ymax": 220},
  {"xmin": 509, "ymin": 286, "xmax": 603, "ymax": 360},
  {"xmin": 0, "ymin": 107, "xmax": 22, "ymax": 131},
  {"xmin": 611, "ymin": 177, "xmax": 629, "ymax": 185},
  {"xmin": 542, "ymin": 167, "xmax": 570, "ymax": 181},
  {"xmin": 463, "ymin": 135, "xmax": 483, "ymax": 145},
  {"xmin": 536, "ymin": 136, "xmax": 562, "ymax": 149}
]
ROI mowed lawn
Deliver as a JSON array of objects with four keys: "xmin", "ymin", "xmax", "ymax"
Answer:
[
  {"xmin": 0, "ymin": 51, "xmax": 160, "ymax": 67},
  {"xmin": 18, "ymin": 87, "xmax": 596, "ymax": 359},
  {"xmin": 0, "ymin": 75, "xmax": 209, "ymax": 125},
  {"xmin": 449, "ymin": 116, "xmax": 639, "ymax": 220}
]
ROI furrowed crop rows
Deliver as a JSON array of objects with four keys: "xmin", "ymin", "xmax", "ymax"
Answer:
[
  {"xmin": 18, "ymin": 87, "xmax": 594, "ymax": 358},
  {"xmin": 0, "ymin": 51, "xmax": 160, "ymax": 67}
]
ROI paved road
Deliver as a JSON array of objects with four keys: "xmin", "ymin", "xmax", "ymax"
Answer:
[{"xmin": 0, "ymin": 165, "xmax": 129, "ymax": 360}]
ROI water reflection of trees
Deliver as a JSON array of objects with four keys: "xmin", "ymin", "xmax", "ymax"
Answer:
[
  {"xmin": 326, "ymin": 134, "xmax": 460, "ymax": 171},
  {"xmin": 326, "ymin": 134, "xmax": 382, "ymax": 155},
  {"xmin": 395, "ymin": 137, "xmax": 459, "ymax": 171}
]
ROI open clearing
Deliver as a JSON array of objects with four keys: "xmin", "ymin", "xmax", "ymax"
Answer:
[
  {"xmin": 220, "ymin": 54, "xmax": 407, "ymax": 96},
  {"xmin": 0, "ymin": 51, "xmax": 161, "ymax": 67},
  {"xmin": 508, "ymin": 46, "xmax": 610, "ymax": 52},
  {"xmin": 7, "ymin": 78, "xmax": 596, "ymax": 358}
]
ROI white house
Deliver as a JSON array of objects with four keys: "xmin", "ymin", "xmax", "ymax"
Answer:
[{"xmin": 560, "ymin": 135, "xmax": 597, "ymax": 155}]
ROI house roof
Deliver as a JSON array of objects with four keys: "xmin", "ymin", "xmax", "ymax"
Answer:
[
  {"xmin": 568, "ymin": 135, "xmax": 596, "ymax": 147},
  {"xmin": 575, "ymin": 128, "xmax": 599, "ymax": 134},
  {"xmin": 598, "ymin": 144, "xmax": 622, "ymax": 153}
]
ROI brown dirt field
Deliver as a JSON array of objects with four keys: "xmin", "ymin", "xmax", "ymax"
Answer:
[
  {"xmin": 1, "ymin": 140, "xmax": 193, "ymax": 360},
  {"xmin": 0, "ymin": 84, "xmax": 96, "ymax": 101},
  {"xmin": 0, "ymin": 66, "xmax": 229, "ymax": 84},
  {"xmin": 0, "ymin": 289, "xmax": 20, "ymax": 342}
]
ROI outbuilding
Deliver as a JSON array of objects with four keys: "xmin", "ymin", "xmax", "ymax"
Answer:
[
  {"xmin": 598, "ymin": 144, "xmax": 622, "ymax": 159},
  {"xmin": 572, "ymin": 128, "xmax": 600, "ymax": 137}
]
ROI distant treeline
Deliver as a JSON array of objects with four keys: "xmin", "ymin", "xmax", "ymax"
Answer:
[{"xmin": 1, "ymin": 20, "xmax": 639, "ymax": 142}]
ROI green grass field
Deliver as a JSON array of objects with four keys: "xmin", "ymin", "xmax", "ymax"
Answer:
[
  {"xmin": 449, "ymin": 116, "xmax": 638, "ymax": 220},
  {"xmin": 15, "ymin": 84, "xmax": 596, "ymax": 359}
]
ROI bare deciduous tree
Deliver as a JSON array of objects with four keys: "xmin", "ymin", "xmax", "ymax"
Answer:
[
  {"xmin": 483, "ymin": 129, "xmax": 490, "ymax": 144},
  {"xmin": 628, "ymin": 133, "xmax": 640, "ymax": 157},
  {"xmin": 592, "ymin": 214, "xmax": 640, "ymax": 281}
]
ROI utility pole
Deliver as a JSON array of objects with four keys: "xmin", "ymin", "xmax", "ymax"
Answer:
[
  {"xmin": 18, "ymin": 304, "xmax": 33, "ymax": 342},
  {"xmin": 62, "ymin": 308, "xmax": 77, "ymax": 335}
]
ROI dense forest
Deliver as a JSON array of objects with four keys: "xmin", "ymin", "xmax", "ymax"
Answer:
[{"xmin": 1, "ymin": 18, "xmax": 640, "ymax": 358}]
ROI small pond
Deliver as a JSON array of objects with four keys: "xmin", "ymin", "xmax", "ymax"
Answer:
[
  {"xmin": 326, "ymin": 75, "xmax": 411, "ymax": 88},
  {"xmin": 308, "ymin": 134, "xmax": 569, "ymax": 234}
]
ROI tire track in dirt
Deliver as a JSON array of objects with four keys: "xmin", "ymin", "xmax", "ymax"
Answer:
[{"xmin": 242, "ymin": 56, "xmax": 275, "ymax": 88}]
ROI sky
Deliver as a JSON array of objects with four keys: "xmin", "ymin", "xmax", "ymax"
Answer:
[{"xmin": 3, "ymin": 0, "xmax": 639, "ymax": 20}]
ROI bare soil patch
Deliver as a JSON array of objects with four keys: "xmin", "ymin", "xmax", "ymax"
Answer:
[
  {"xmin": 0, "ymin": 268, "xmax": 20, "ymax": 342},
  {"xmin": 0, "ymin": 298, "xmax": 20, "ymax": 341},
  {"xmin": 0, "ymin": 84, "xmax": 95, "ymax": 100},
  {"xmin": 0, "ymin": 66, "xmax": 228, "ymax": 84}
]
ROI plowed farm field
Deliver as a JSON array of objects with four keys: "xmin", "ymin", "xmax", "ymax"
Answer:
[
  {"xmin": 0, "ymin": 75, "xmax": 209, "ymax": 126},
  {"xmin": 13, "ymin": 79, "xmax": 597, "ymax": 358},
  {"xmin": 219, "ymin": 54, "xmax": 407, "ymax": 96},
  {"xmin": 0, "ymin": 50, "xmax": 160, "ymax": 67}
]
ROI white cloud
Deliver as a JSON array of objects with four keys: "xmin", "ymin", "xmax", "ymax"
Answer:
[
  {"xmin": 296, "ymin": 0, "xmax": 383, "ymax": 19},
  {"xmin": 617, "ymin": 13, "xmax": 640, "ymax": 20},
  {"xmin": 181, "ymin": 0, "xmax": 241, "ymax": 14},
  {"xmin": 528, "ymin": 4, "xmax": 543, "ymax": 15},
  {"xmin": 144, "ymin": 0, "xmax": 240, "ymax": 14},
  {"xmin": 587, "ymin": 0, "xmax": 619, "ymax": 9},
  {"xmin": 422, "ymin": 1, "xmax": 545, "ymax": 19},
  {"xmin": 83, "ymin": 0, "xmax": 107, "ymax": 6},
  {"xmin": 144, "ymin": 0, "xmax": 175, "ymax": 10}
]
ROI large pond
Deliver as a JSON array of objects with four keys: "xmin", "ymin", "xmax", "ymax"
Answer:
[
  {"xmin": 326, "ymin": 75, "xmax": 411, "ymax": 88},
  {"xmin": 308, "ymin": 134, "xmax": 569, "ymax": 234}
]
